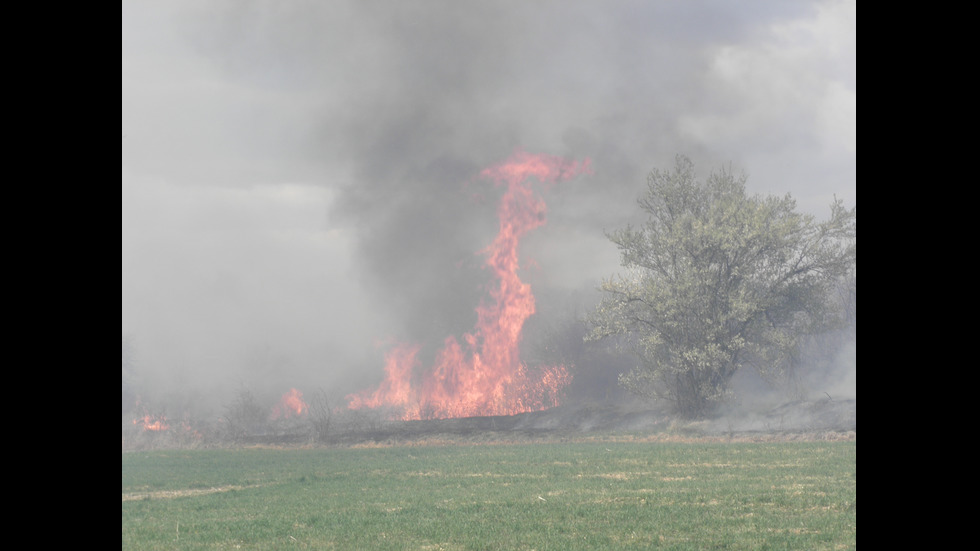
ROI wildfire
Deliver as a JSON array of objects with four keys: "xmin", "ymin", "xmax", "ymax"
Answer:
[
  {"xmin": 133, "ymin": 414, "xmax": 170, "ymax": 432},
  {"xmin": 348, "ymin": 150, "xmax": 591, "ymax": 420},
  {"xmin": 271, "ymin": 388, "xmax": 308, "ymax": 419}
]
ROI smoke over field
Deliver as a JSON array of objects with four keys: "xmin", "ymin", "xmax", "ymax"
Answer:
[
  {"xmin": 347, "ymin": 151, "xmax": 590, "ymax": 420},
  {"xmin": 122, "ymin": 1, "xmax": 855, "ymax": 439}
]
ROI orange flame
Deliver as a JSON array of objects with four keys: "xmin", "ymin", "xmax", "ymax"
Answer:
[
  {"xmin": 133, "ymin": 414, "xmax": 170, "ymax": 432},
  {"xmin": 348, "ymin": 150, "xmax": 590, "ymax": 420},
  {"xmin": 179, "ymin": 419, "xmax": 203, "ymax": 440},
  {"xmin": 347, "ymin": 342, "xmax": 421, "ymax": 411},
  {"xmin": 271, "ymin": 388, "xmax": 308, "ymax": 419}
]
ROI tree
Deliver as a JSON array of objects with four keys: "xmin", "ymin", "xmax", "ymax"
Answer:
[
  {"xmin": 223, "ymin": 388, "xmax": 268, "ymax": 440},
  {"xmin": 587, "ymin": 155, "xmax": 855, "ymax": 419},
  {"xmin": 307, "ymin": 388, "xmax": 333, "ymax": 443}
]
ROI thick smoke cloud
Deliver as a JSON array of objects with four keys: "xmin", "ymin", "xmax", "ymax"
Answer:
[{"xmin": 122, "ymin": 1, "xmax": 855, "ymax": 406}]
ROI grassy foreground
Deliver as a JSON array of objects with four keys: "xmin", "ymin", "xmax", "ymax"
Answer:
[{"xmin": 122, "ymin": 441, "xmax": 855, "ymax": 550}]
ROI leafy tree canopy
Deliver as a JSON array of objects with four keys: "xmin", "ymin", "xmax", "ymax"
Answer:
[{"xmin": 587, "ymin": 155, "xmax": 855, "ymax": 418}]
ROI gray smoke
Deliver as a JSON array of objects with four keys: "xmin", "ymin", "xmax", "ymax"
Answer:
[{"xmin": 122, "ymin": 1, "xmax": 855, "ymax": 408}]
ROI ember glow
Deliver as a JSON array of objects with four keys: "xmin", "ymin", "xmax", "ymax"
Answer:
[
  {"xmin": 348, "ymin": 151, "xmax": 590, "ymax": 420},
  {"xmin": 271, "ymin": 388, "xmax": 308, "ymax": 419}
]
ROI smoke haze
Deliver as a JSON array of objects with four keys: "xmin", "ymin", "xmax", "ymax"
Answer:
[{"xmin": 122, "ymin": 1, "xmax": 856, "ymax": 410}]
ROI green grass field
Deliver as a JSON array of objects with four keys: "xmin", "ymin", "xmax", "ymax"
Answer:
[{"xmin": 122, "ymin": 440, "xmax": 855, "ymax": 550}]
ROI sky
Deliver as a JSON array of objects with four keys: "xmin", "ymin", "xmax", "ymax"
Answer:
[{"xmin": 122, "ymin": 0, "xmax": 856, "ymax": 406}]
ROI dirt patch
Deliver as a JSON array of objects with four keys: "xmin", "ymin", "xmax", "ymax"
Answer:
[{"xmin": 122, "ymin": 485, "xmax": 251, "ymax": 502}]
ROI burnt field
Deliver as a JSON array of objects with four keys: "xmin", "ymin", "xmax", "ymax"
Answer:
[
  {"xmin": 125, "ymin": 398, "xmax": 855, "ymax": 451},
  {"xmin": 328, "ymin": 398, "xmax": 856, "ymax": 446}
]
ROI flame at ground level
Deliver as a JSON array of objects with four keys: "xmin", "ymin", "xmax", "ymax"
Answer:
[
  {"xmin": 272, "ymin": 388, "xmax": 308, "ymax": 419},
  {"xmin": 347, "ymin": 150, "xmax": 590, "ymax": 421}
]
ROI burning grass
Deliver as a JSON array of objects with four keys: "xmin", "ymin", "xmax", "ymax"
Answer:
[{"xmin": 123, "ymin": 440, "xmax": 855, "ymax": 550}]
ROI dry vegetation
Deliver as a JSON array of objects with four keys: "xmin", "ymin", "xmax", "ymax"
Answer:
[{"xmin": 123, "ymin": 397, "xmax": 855, "ymax": 451}]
